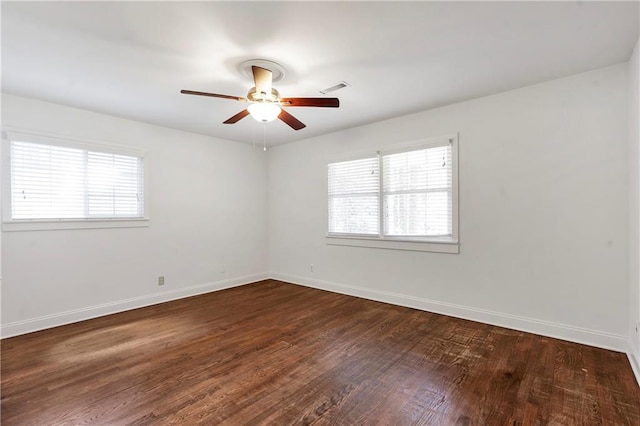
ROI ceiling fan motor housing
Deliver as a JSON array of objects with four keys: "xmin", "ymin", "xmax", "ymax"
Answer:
[{"xmin": 247, "ymin": 87, "xmax": 280, "ymax": 103}]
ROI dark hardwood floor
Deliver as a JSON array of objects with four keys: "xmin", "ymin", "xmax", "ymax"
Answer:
[{"xmin": 1, "ymin": 279, "xmax": 639, "ymax": 425}]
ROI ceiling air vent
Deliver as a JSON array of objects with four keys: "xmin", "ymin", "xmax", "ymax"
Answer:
[{"xmin": 320, "ymin": 81, "xmax": 349, "ymax": 95}]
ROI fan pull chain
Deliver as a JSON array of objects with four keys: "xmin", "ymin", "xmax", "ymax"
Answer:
[{"xmin": 263, "ymin": 123, "xmax": 267, "ymax": 152}]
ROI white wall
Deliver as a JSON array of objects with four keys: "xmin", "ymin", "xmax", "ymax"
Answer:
[
  {"xmin": 268, "ymin": 64, "xmax": 629, "ymax": 351},
  {"xmin": 1, "ymin": 94, "xmax": 269, "ymax": 337},
  {"xmin": 629, "ymin": 36, "xmax": 640, "ymax": 378}
]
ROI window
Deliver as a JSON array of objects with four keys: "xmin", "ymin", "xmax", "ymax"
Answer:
[
  {"xmin": 327, "ymin": 135, "xmax": 458, "ymax": 253},
  {"xmin": 3, "ymin": 131, "xmax": 148, "ymax": 230}
]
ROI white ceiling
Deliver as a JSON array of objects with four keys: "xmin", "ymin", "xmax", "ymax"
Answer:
[{"xmin": 2, "ymin": 1, "xmax": 638, "ymax": 147}]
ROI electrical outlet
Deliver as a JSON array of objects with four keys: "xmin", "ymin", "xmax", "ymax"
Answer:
[
  {"xmin": 221, "ymin": 264, "xmax": 227, "ymax": 274},
  {"xmin": 310, "ymin": 264, "xmax": 314, "ymax": 273},
  {"xmin": 158, "ymin": 276, "xmax": 165, "ymax": 286}
]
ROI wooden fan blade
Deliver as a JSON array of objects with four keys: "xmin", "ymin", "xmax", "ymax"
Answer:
[
  {"xmin": 278, "ymin": 109, "xmax": 306, "ymax": 131},
  {"xmin": 252, "ymin": 66, "xmax": 272, "ymax": 97},
  {"xmin": 280, "ymin": 98, "xmax": 339, "ymax": 108},
  {"xmin": 223, "ymin": 109, "xmax": 250, "ymax": 124},
  {"xmin": 181, "ymin": 89, "xmax": 246, "ymax": 102}
]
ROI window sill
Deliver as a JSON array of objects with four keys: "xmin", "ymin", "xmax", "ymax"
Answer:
[
  {"xmin": 2, "ymin": 218, "xmax": 150, "ymax": 232},
  {"xmin": 326, "ymin": 235, "xmax": 459, "ymax": 254}
]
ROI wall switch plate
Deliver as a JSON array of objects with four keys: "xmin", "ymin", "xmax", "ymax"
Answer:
[{"xmin": 158, "ymin": 276, "xmax": 165, "ymax": 286}]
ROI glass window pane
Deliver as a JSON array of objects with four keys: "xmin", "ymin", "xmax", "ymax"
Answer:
[
  {"xmin": 329, "ymin": 196, "xmax": 379, "ymax": 234},
  {"xmin": 384, "ymin": 191, "xmax": 451, "ymax": 236},
  {"xmin": 382, "ymin": 144, "xmax": 452, "ymax": 237},
  {"xmin": 328, "ymin": 156, "xmax": 380, "ymax": 235}
]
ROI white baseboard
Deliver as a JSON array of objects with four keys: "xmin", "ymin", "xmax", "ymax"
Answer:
[
  {"xmin": 1, "ymin": 272, "xmax": 269, "ymax": 339},
  {"xmin": 269, "ymin": 272, "xmax": 628, "ymax": 353},
  {"xmin": 628, "ymin": 343, "xmax": 640, "ymax": 387}
]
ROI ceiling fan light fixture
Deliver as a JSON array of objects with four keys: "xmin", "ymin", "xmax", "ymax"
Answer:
[{"xmin": 248, "ymin": 102, "xmax": 281, "ymax": 123}]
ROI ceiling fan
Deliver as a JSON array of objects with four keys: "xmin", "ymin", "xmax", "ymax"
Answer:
[{"xmin": 181, "ymin": 65, "xmax": 339, "ymax": 131}]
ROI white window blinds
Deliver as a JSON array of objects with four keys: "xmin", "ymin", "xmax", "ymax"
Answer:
[
  {"xmin": 10, "ymin": 140, "xmax": 145, "ymax": 220},
  {"xmin": 328, "ymin": 138, "xmax": 455, "ymax": 241},
  {"xmin": 383, "ymin": 144, "xmax": 452, "ymax": 237},
  {"xmin": 328, "ymin": 157, "xmax": 379, "ymax": 235}
]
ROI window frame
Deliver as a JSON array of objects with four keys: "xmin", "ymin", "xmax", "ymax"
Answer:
[
  {"xmin": 2, "ymin": 129, "xmax": 149, "ymax": 231},
  {"xmin": 326, "ymin": 134, "xmax": 459, "ymax": 254}
]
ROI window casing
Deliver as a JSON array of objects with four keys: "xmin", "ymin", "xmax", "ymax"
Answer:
[
  {"xmin": 3, "ymin": 130, "xmax": 148, "ymax": 231},
  {"xmin": 327, "ymin": 135, "xmax": 458, "ymax": 253}
]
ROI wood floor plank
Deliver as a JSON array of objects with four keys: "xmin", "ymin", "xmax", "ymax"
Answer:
[{"xmin": 2, "ymin": 280, "xmax": 639, "ymax": 425}]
